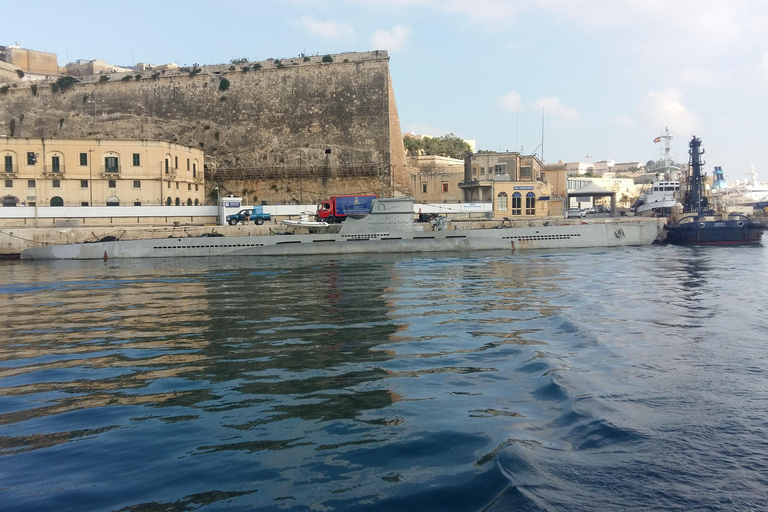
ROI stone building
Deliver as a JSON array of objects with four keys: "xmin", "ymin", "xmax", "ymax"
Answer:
[
  {"xmin": 0, "ymin": 44, "xmax": 61, "ymax": 79},
  {"xmin": 460, "ymin": 152, "xmax": 555, "ymax": 218},
  {"xmin": 407, "ymin": 155, "xmax": 464, "ymax": 203},
  {"xmin": 0, "ymin": 138, "xmax": 205, "ymax": 207}
]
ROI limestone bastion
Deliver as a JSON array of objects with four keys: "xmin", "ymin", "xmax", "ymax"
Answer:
[{"xmin": 0, "ymin": 51, "xmax": 408, "ymax": 204}]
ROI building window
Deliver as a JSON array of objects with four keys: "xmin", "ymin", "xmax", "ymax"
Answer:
[
  {"xmin": 195, "ymin": 198, "xmax": 199, "ymax": 205},
  {"xmin": 480, "ymin": 167, "xmax": 485, "ymax": 175},
  {"xmin": 187, "ymin": 158, "xmax": 190, "ymax": 170},
  {"xmin": 521, "ymin": 166, "xmax": 532, "ymax": 179},
  {"xmin": 4, "ymin": 155, "xmax": 12, "ymax": 173},
  {"xmin": 176, "ymin": 182, "xmax": 179, "ymax": 189},
  {"xmin": 80, "ymin": 153, "xmax": 88, "ymax": 166},
  {"xmin": 108, "ymin": 180, "xmax": 116, "ymax": 188},
  {"xmin": 28, "ymin": 179, "xmax": 35, "ymax": 188},
  {"xmin": 133, "ymin": 180, "xmax": 141, "ymax": 188},
  {"xmin": 81, "ymin": 180, "xmax": 89, "ymax": 188},
  {"xmin": 525, "ymin": 192, "xmax": 536, "ymax": 215},
  {"xmin": 134, "ymin": 201, "xmax": 142, "ymax": 206},
  {"xmin": 4, "ymin": 179, "xmax": 12, "ymax": 188},
  {"xmin": 195, "ymin": 184, "xmax": 198, "ymax": 191},
  {"xmin": 193, "ymin": 162, "xmax": 197, "ymax": 177},
  {"xmin": 495, "ymin": 164, "xmax": 506, "ymax": 175},
  {"xmin": 166, "ymin": 197, "xmax": 172, "ymax": 206},
  {"xmin": 133, "ymin": 153, "xmax": 140, "ymax": 167},
  {"xmin": 511, "ymin": 192, "xmax": 522, "ymax": 216},
  {"xmin": 175, "ymin": 197, "xmax": 180, "ymax": 206},
  {"xmin": 187, "ymin": 198, "xmax": 192, "ymax": 205},
  {"xmin": 27, "ymin": 152, "xmax": 36, "ymax": 165},
  {"xmin": 52, "ymin": 179, "xmax": 60, "ymax": 188},
  {"xmin": 187, "ymin": 183, "xmax": 191, "ymax": 191},
  {"xmin": 106, "ymin": 196, "xmax": 119, "ymax": 206},
  {"xmin": 442, "ymin": 183, "xmax": 448, "ymax": 193},
  {"xmin": 105, "ymin": 156, "xmax": 119, "ymax": 173},
  {"xmin": 51, "ymin": 156, "xmax": 61, "ymax": 173},
  {"xmin": 81, "ymin": 201, "xmax": 89, "ymax": 206},
  {"xmin": 50, "ymin": 196, "xmax": 64, "ymax": 206},
  {"xmin": 421, "ymin": 183, "xmax": 427, "ymax": 193},
  {"xmin": 167, "ymin": 182, "xmax": 171, "ymax": 189},
  {"xmin": 165, "ymin": 159, "xmax": 169, "ymax": 174},
  {"xmin": 174, "ymin": 156, "xmax": 178, "ymax": 169},
  {"xmin": 497, "ymin": 192, "xmax": 508, "ymax": 211}
]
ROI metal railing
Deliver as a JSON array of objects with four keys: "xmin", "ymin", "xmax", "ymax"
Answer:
[{"xmin": 44, "ymin": 165, "xmax": 66, "ymax": 174}]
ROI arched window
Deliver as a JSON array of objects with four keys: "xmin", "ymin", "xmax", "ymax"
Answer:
[
  {"xmin": 186, "ymin": 198, "xmax": 192, "ymax": 206},
  {"xmin": 525, "ymin": 192, "xmax": 536, "ymax": 216},
  {"xmin": 175, "ymin": 197, "xmax": 181, "ymax": 206},
  {"xmin": 511, "ymin": 192, "xmax": 522, "ymax": 216},
  {"xmin": 50, "ymin": 196, "xmax": 64, "ymax": 206},
  {"xmin": 194, "ymin": 198, "xmax": 199, "ymax": 205},
  {"xmin": 1, "ymin": 195, "xmax": 19, "ymax": 207},
  {"xmin": 166, "ymin": 197, "xmax": 172, "ymax": 206},
  {"xmin": 106, "ymin": 196, "xmax": 119, "ymax": 206},
  {"xmin": 496, "ymin": 192, "xmax": 508, "ymax": 211}
]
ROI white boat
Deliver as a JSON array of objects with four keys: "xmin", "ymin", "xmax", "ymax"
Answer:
[
  {"xmin": 632, "ymin": 128, "xmax": 682, "ymax": 217},
  {"xmin": 282, "ymin": 212, "xmax": 329, "ymax": 228},
  {"xmin": 20, "ymin": 197, "xmax": 664, "ymax": 260},
  {"xmin": 712, "ymin": 165, "xmax": 768, "ymax": 208}
]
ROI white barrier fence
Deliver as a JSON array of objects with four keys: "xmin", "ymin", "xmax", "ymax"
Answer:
[{"xmin": 0, "ymin": 202, "xmax": 492, "ymax": 225}]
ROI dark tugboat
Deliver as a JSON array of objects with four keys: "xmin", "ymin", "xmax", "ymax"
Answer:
[{"xmin": 663, "ymin": 136, "xmax": 763, "ymax": 245}]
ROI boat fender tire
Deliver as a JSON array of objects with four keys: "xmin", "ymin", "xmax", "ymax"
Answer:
[
  {"xmin": 614, "ymin": 228, "xmax": 625, "ymax": 239},
  {"xmin": 255, "ymin": 217, "xmax": 264, "ymax": 225},
  {"xmin": 699, "ymin": 222, "xmax": 706, "ymax": 228},
  {"xmin": 737, "ymin": 221, "xmax": 744, "ymax": 227}
]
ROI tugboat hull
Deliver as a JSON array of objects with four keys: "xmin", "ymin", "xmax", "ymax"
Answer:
[{"xmin": 664, "ymin": 218, "xmax": 763, "ymax": 245}]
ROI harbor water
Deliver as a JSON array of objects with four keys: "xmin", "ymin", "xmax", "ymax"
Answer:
[{"xmin": 1, "ymin": 245, "xmax": 767, "ymax": 511}]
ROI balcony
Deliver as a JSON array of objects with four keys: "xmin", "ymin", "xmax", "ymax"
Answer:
[
  {"xmin": 2, "ymin": 164, "xmax": 18, "ymax": 176},
  {"xmin": 163, "ymin": 167, "xmax": 178, "ymax": 180},
  {"xmin": 44, "ymin": 164, "xmax": 66, "ymax": 176},
  {"xmin": 102, "ymin": 165, "xmax": 122, "ymax": 177}
]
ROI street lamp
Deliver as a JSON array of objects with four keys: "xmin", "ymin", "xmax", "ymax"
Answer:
[
  {"xmin": 88, "ymin": 149, "xmax": 94, "ymax": 206},
  {"xmin": 298, "ymin": 151, "xmax": 303, "ymax": 205}
]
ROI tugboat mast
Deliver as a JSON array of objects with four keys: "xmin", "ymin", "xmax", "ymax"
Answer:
[{"xmin": 687, "ymin": 136, "xmax": 707, "ymax": 215}]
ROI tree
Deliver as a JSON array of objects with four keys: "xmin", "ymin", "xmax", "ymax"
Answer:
[{"xmin": 403, "ymin": 133, "xmax": 472, "ymax": 159}]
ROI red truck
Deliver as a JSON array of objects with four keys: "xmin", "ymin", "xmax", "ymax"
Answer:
[{"xmin": 316, "ymin": 195, "xmax": 377, "ymax": 223}]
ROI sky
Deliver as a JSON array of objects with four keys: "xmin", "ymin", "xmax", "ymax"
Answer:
[{"xmin": 2, "ymin": 0, "xmax": 768, "ymax": 180}]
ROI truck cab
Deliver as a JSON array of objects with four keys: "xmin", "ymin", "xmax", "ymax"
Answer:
[{"xmin": 317, "ymin": 195, "xmax": 377, "ymax": 223}]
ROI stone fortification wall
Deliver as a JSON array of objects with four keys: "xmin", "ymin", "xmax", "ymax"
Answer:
[{"xmin": 0, "ymin": 51, "xmax": 402, "ymax": 204}]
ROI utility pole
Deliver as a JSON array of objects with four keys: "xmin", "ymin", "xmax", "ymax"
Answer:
[{"xmin": 299, "ymin": 151, "xmax": 304, "ymax": 206}]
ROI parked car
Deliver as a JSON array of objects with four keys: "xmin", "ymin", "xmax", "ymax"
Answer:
[
  {"xmin": 226, "ymin": 208, "xmax": 271, "ymax": 225},
  {"xmin": 566, "ymin": 207, "xmax": 586, "ymax": 219}
]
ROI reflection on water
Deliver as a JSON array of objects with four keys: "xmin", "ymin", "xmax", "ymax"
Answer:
[{"xmin": 1, "ymin": 247, "xmax": 768, "ymax": 511}]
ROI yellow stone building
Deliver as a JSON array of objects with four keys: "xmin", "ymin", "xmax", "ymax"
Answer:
[
  {"xmin": 460, "ymin": 152, "xmax": 556, "ymax": 218},
  {"xmin": 0, "ymin": 138, "xmax": 205, "ymax": 207}
]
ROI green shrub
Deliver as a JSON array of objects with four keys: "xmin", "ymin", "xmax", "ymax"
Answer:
[
  {"xmin": 322, "ymin": 54, "xmax": 333, "ymax": 63},
  {"xmin": 99, "ymin": 75, "xmax": 110, "ymax": 82},
  {"xmin": 121, "ymin": 75, "xmax": 133, "ymax": 81},
  {"xmin": 0, "ymin": 85, "xmax": 10, "ymax": 95},
  {"xmin": 30, "ymin": 84, "xmax": 37, "ymax": 95},
  {"xmin": 16, "ymin": 69, "xmax": 24, "ymax": 78},
  {"xmin": 219, "ymin": 77, "xmax": 230, "ymax": 91},
  {"xmin": 253, "ymin": 63, "xmax": 262, "ymax": 70},
  {"xmin": 51, "ymin": 76, "xmax": 79, "ymax": 94}
]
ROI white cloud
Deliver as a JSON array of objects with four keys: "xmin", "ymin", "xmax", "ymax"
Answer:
[
  {"xmin": 298, "ymin": 16, "xmax": 356, "ymax": 40},
  {"xmin": 499, "ymin": 90, "xmax": 522, "ymax": 113},
  {"xmin": 371, "ymin": 25, "xmax": 410, "ymax": 51},
  {"xmin": 636, "ymin": 88, "xmax": 699, "ymax": 134},
  {"xmin": 534, "ymin": 96, "xmax": 580, "ymax": 125}
]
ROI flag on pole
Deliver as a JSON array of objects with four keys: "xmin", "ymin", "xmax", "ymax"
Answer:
[{"xmin": 653, "ymin": 136, "xmax": 661, "ymax": 143}]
